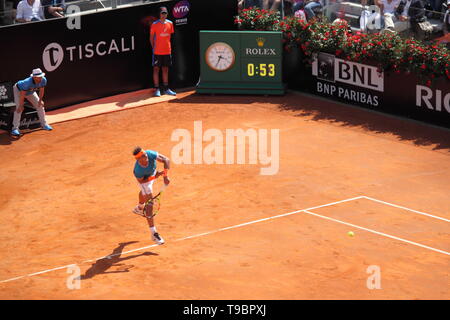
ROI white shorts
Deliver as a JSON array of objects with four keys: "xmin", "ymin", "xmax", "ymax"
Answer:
[{"xmin": 139, "ymin": 180, "xmax": 155, "ymax": 196}]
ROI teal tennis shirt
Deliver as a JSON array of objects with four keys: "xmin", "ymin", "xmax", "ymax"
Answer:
[
  {"xmin": 16, "ymin": 76, "xmax": 47, "ymax": 96},
  {"xmin": 134, "ymin": 150, "xmax": 158, "ymax": 179}
]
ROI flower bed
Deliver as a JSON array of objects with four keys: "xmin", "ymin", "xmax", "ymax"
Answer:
[{"xmin": 235, "ymin": 8, "xmax": 450, "ymax": 85}]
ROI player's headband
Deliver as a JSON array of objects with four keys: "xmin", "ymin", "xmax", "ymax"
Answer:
[{"xmin": 134, "ymin": 150, "xmax": 145, "ymax": 159}]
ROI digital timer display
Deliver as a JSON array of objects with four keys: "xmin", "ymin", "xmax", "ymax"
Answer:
[
  {"xmin": 198, "ymin": 31, "xmax": 284, "ymax": 95},
  {"xmin": 247, "ymin": 63, "xmax": 276, "ymax": 77},
  {"xmin": 241, "ymin": 58, "xmax": 281, "ymax": 82}
]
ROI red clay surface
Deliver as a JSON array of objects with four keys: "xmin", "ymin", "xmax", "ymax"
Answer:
[{"xmin": 0, "ymin": 91, "xmax": 449, "ymax": 299}]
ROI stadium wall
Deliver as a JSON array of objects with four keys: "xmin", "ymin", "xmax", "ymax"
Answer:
[
  {"xmin": 284, "ymin": 48, "xmax": 450, "ymax": 128},
  {"xmin": 0, "ymin": 0, "xmax": 237, "ymax": 111}
]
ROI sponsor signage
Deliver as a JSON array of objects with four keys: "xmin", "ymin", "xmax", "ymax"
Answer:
[
  {"xmin": 0, "ymin": 0, "xmax": 236, "ymax": 111},
  {"xmin": 0, "ymin": 108, "xmax": 40, "ymax": 130},
  {"xmin": 173, "ymin": 0, "xmax": 190, "ymax": 26},
  {"xmin": 313, "ymin": 52, "xmax": 384, "ymax": 92},
  {"xmin": 304, "ymin": 51, "xmax": 449, "ymax": 127},
  {"xmin": 244, "ymin": 37, "xmax": 278, "ymax": 56},
  {"xmin": 42, "ymin": 37, "xmax": 136, "ymax": 72},
  {"xmin": 0, "ymin": 82, "xmax": 13, "ymax": 103},
  {"xmin": 416, "ymin": 85, "xmax": 450, "ymax": 114},
  {"xmin": 311, "ymin": 52, "xmax": 383, "ymax": 108}
]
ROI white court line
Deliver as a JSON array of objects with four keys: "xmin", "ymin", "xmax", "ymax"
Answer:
[
  {"xmin": 0, "ymin": 245, "xmax": 164, "ymax": 283},
  {"xmin": 0, "ymin": 276, "xmax": 26, "ymax": 283},
  {"xmin": 0, "ymin": 195, "xmax": 364, "ymax": 284},
  {"xmin": 1, "ymin": 194, "xmax": 448, "ymax": 284},
  {"xmin": 28, "ymin": 265, "xmax": 74, "ymax": 277},
  {"xmin": 176, "ymin": 196, "xmax": 366, "ymax": 241},
  {"xmin": 303, "ymin": 210, "xmax": 450, "ymax": 256},
  {"xmin": 362, "ymin": 196, "xmax": 450, "ymax": 223}
]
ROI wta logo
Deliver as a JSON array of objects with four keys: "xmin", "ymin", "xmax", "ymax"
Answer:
[{"xmin": 173, "ymin": 0, "xmax": 190, "ymax": 19}]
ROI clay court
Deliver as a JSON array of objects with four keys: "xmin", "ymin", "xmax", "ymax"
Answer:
[{"xmin": 0, "ymin": 90, "xmax": 449, "ymax": 299}]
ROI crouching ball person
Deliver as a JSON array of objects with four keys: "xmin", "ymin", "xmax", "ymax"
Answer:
[
  {"xmin": 11, "ymin": 68, "xmax": 53, "ymax": 137},
  {"xmin": 132, "ymin": 146, "xmax": 170, "ymax": 245}
]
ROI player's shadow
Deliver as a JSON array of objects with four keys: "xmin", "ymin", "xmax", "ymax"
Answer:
[
  {"xmin": 80, "ymin": 241, "xmax": 158, "ymax": 280},
  {"xmin": 115, "ymin": 89, "xmax": 177, "ymax": 108},
  {"xmin": 168, "ymin": 91, "xmax": 284, "ymax": 105},
  {"xmin": 0, "ymin": 131, "xmax": 13, "ymax": 145},
  {"xmin": 0, "ymin": 128, "xmax": 49, "ymax": 145},
  {"xmin": 115, "ymin": 90, "xmax": 155, "ymax": 108}
]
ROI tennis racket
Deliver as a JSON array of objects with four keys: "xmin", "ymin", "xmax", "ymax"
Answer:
[{"xmin": 142, "ymin": 183, "xmax": 168, "ymax": 219}]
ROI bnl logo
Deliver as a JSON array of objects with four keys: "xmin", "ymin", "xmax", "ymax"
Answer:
[{"xmin": 316, "ymin": 52, "xmax": 384, "ymax": 92}]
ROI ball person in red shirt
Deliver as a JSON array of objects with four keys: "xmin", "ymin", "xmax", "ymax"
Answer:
[{"xmin": 150, "ymin": 6, "xmax": 176, "ymax": 97}]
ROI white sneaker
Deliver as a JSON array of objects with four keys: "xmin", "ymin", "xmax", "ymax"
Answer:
[
  {"xmin": 132, "ymin": 204, "xmax": 144, "ymax": 216},
  {"xmin": 152, "ymin": 232, "xmax": 165, "ymax": 245}
]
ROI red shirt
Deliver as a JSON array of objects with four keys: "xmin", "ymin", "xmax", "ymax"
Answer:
[{"xmin": 150, "ymin": 20, "xmax": 174, "ymax": 55}]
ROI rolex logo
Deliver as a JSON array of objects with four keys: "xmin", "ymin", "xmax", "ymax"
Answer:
[{"xmin": 256, "ymin": 37, "xmax": 265, "ymax": 47}]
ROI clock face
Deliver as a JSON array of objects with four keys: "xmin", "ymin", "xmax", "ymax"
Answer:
[{"xmin": 205, "ymin": 42, "xmax": 235, "ymax": 72}]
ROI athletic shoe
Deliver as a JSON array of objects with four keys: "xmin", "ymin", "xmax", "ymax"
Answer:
[
  {"xmin": 165, "ymin": 88, "xmax": 176, "ymax": 96},
  {"xmin": 132, "ymin": 204, "xmax": 144, "ymax": 216},
  {"xmin": 11, "ymin": 129, "xmax": 20, "ymax": 136},
  {"xmin": 154, "ymin": 89, "xmax": 161, "ymax": 97},
  {"xmin": 152, "ymin": 232, "xmax": 165, "ymax": 245},
  {"xmin": 42, "ymin": 124, "xmax": 53, "ymax": 131}
]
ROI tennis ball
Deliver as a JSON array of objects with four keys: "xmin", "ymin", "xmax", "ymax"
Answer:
[{"xmin": 347, "ymin": 231, "xmax": 355, "ymax": 237}]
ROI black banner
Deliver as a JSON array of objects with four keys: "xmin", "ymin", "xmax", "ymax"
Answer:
[
  {"xmin": 0, "ymin": 0, "xmax": 237, "ymax": 110},
  {"xmin": 284, "ymin": 48, "xmax": 450, "ymax": 128},
  {"xmin": 0, "ymin": 300, "xmax": 441, "ymax": 318}
]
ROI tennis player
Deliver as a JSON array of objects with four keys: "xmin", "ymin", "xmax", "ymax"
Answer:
[{"xmin": 132, "ymin": 146, "xmax": 170, "ymax": 245}]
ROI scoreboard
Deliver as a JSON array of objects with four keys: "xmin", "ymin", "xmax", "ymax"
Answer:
[{"xmin": 197, "ymin": 31, "xmax": 285, "ymax": 95}]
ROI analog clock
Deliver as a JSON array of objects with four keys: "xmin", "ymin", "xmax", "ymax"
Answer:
[{"xmin": 205, "ymin": 42, "xmax": 236, "ymax": 72}]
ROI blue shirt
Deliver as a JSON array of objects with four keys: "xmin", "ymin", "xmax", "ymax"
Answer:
[
  {"xmin": 133, "ymin": 150, "xmax": 158, "ymax": 179},
  {"xmin": 17, "ymin": 77, "xmax": 47, "ymax": 96}
]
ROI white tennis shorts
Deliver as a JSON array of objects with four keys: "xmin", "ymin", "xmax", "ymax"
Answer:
[{"xmin": 139, "ymin": 180, "xmax": 155, "ymax": 196}]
